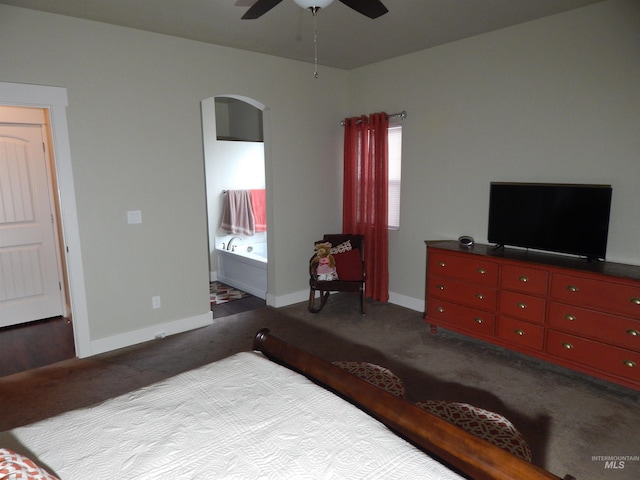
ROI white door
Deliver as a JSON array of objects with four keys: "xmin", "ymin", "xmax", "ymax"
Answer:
[{"xmin": 0, "ymin": 123, "xmax": 64, "ymax": 327}]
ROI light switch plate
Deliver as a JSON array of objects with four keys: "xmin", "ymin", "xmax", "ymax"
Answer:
[{"xmin": 127, "ymin": 210, "xmax": 142, "ymax": 224}]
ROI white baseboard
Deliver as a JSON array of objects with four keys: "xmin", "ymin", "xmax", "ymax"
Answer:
[
  {"xmin": 388, "ymin": 292, "xmax": 423, "ymax": 312},
  {"xmin": 267, "ymin": 289, "xmax": 423, "ymax": 313},
  {"xmin": 88, "ymin": 312, "xmax": 213, "ymax": 357},
  {"xmin": 85, "ymin": 291, "xmax": 422, "ymax": 358},
  {"xmin": 267, "ymin": 289, "xmax": 308, "ymax": 308}
]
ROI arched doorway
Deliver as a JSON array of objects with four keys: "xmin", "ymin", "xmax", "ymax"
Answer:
[{"xmin": 201, "ymin": 95, "xmax": 269, "ymax": 307}]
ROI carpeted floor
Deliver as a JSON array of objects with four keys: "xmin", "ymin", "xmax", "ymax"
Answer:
[{"xmin": 1, "ymin": 294, "xmax": 638, "ymax": 480}]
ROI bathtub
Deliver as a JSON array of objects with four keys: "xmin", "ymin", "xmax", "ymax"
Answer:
[{"xmin": 216, "ymin": 243, "xmax": 267, "ymax": 300}]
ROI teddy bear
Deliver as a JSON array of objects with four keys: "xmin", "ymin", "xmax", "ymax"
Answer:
[{"xmin": 312, "ymin": 241, "xmax": 338, "ymax": 281}]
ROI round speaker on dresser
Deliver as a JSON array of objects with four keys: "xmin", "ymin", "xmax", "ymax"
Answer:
[{"xmin": 458, "ymin": 235, "xmax": 474, "ymax": 247}]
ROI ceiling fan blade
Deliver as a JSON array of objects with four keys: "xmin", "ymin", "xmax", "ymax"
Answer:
[
  {"xmin": 338, "ymin": 0, "xmax": 388, "ymax": 19},
  {"xmin": 242, "ymin": 0, "xmax": 284, "ymax": 19}
]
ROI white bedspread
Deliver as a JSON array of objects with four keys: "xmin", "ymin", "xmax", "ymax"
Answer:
[{"xmin": 1, "ymin": 352, "xmax": 463, "ymax": 479}]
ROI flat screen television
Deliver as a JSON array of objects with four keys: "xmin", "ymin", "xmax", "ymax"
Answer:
[{"xmin": 487, "ymin": 182, "xmax": 612, "ymax": 261}]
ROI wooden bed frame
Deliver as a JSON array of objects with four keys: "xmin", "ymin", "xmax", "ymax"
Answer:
[{"xmin": 253, "ymin": 328, "xmax": 575, "ymax": 480}]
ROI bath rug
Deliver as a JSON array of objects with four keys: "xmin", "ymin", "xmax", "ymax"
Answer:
[{"xmin": 210, "ymin": 282, "xmax": 250, "ymax": 304}]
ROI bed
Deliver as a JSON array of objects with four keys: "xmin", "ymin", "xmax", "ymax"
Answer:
[{"xmin": 0, "ymin": 328, "xmax": 573, "ymax": 480}]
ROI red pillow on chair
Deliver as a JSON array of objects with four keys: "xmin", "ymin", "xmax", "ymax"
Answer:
[{"xmin": 334, "ymin": 248, "xmax": 363, "ymax": 281}]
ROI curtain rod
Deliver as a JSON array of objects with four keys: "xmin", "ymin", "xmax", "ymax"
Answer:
[{"xmin": 340, "ymin": 110, "xmax": 406, "ymax": 126}]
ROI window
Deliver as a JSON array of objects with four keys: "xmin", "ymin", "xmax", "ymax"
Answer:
[{"xmin": 388, "ymin": 122, "xmax": 402, "ymax": 230}]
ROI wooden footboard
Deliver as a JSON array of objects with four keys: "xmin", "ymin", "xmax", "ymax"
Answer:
[{"xmin": 253, "ymin": 328, "xmax": 575, "ymax": 480}]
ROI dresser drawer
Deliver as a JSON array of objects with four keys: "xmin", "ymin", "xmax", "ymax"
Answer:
[
  {"xmin": 551, "ymin": 273, "xmax": 640, "ymax": 318},
  {"xmin": 548, "ymin": 302, "xmax": 640, "ymax": 352},
  {"xmin": 499, "ymin": 291, "xmax": 546, "ymax": 325},
  {"xmin": 547, "ymin": 330, "xmax": 640, "ymax": 383},
  {"xmin": 501, "ymin": 264, "xmax": 548, "ymax": 295},
  {"xmin": 497, "ymin": 317, "xmax": 544, "ymax": 351},
  {"xmin": 429, "ymin": 250, "xmax": 499, "ymax": 286},
  {"xmin": 427, "ymin": 298, "xmax": 496, "ymax": 336},
  {"xmin": 428, "ymin": 276, "xmax": 497, "ymax": 310}
]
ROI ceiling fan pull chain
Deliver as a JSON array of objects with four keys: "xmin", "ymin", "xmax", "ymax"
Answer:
[{"xmin": 313, "ymin": 10, "xmax": 319, "ymax": 78}]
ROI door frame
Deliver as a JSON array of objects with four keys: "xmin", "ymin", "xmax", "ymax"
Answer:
[{"xmin": 0, "ymin": 81, "xmax": 91, "ymax": 358}]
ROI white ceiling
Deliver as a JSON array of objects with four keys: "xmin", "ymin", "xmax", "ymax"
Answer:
[{"xmin": 0, "ymin": 0, "xmax": 603, "ymax": 70}]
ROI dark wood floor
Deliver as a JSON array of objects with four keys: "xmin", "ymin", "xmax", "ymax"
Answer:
[
  {"xmin": 0, "ymin": 316, "xmax": 75, "ymax": 377},
  {"xmin": 212, "ymin": 295, "xmax": 266, "ymax": 319},
  {"xmin": 0, "ymin": 294, "xmax": 265, "ymax": 378}
]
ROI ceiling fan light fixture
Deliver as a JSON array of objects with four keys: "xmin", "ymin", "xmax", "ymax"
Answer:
[{"xmin": 293, "ymin": 0, "xmax": 334, "ymax": 10}]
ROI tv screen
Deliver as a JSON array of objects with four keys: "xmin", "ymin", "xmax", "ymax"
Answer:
[{"xmin": 487, "ymin": 182, "xmax": 612, "ymax": 260}]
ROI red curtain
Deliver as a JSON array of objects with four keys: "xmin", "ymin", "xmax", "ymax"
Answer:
[{"xmin": 342, "ymin": 112, "xmax": 389, "ymax": 302}]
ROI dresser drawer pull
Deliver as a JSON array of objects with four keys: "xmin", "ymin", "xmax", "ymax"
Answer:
[
  {"xmin": 562, "ymin": 342, "xmax": 574, "ymax": 350},
  {"xmin": 475, "ymin": 293, "xmax": 485, "ymax": 300},
  {"xmin": 566, "ymin": 285, "xmax": 579, "ymax": 293},
  {"xmin": 437, "ymin": 284, "xmax": 445, "ymax": 290},
  {"xmin": 564, "ymin": 314, "xmax": 576, "ymax": 322},
  {"xmin": 474, "ymin": 317, "xmax": 484, "ymax": 324},
  {"xmin": 631, "ymin": 297, "xmax": 640, "ymax": 306},
  {"xmin": 517, "ymin": 302, "xmax": 527, "ymax": 310},
  {"xmin": 439, "ymin": 262, "xmax": 446, "ymax": 267},
  {"xmin": 437, "ymin": 306, "xmax": 444, "ymax": 313},
  {"xmin": 515, "ymin": 329, "xmax": 525, "ymax": 336},
  {"xmin": 623, "ymin": 360, "xmax": 637, "ymax": 368},
  {"xmin": 518, "ymin": 276, "xmax": 529, "ymax": 283},
  {"xmin": 627, "ymin": 329, "xmax": 639, "ymax": 337},
  {"xmin": 477, "ymin": 268, "xmax": 486, "ymax": 274}
]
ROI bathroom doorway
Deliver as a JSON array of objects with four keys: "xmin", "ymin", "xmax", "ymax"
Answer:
[{"xmin": 201, "ymin": 96, "xmax": 268, "ymax": 312}]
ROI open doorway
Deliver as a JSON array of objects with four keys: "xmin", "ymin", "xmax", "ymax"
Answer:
[
  {"xmin": 201, "ymin": 95, "xmax": 268, "ymax": 315},
  {"xmin": 0, "ymin": 105, "xmax": 74, "ymax": 375},
  {"xmin": 0, "ymin": 81, "xmax": 91, "ymax": 366}
]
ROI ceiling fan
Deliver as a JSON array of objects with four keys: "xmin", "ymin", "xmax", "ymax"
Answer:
[{"xmin": 242, "ymin": 0, "xmax": 389, "ymax": 20}]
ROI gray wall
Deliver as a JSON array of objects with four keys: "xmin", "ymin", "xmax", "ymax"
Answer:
[
  {"xmin": 0, "ymin": 5, "xmax": 347, "ymax": 352},
  {"xmin": 349, "ymin": 0, "xmax": 640, "ymax": 307}
]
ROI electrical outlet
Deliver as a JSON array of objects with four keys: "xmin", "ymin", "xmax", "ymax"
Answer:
[{"xmin": 152, "ymin": 296, "xmax": 161, "ymax": 309}]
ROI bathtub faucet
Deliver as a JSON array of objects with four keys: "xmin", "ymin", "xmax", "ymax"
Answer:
[{"xmin": 227, "ymin": 236, "xmax": 243, "ymax": 251}]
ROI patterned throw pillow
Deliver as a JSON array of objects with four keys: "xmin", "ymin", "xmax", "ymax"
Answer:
[
  {"xmin": 332, "ymin": 361, "xmax": 406, "ymax": 398},
  {"xmin": 329, "ymin": 240, "xmax": 352, "ymax": 255},
  {"xmin": 414, "ymin": 401, "xmax": 532, "ymax": 461},
  {"xmin": 0, "ymin": 448, "xmax": 59, "ymax": 480}
]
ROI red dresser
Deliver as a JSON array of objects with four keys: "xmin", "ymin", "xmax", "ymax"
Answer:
[{"xmin": 425, "ymin": 240, "xmax": 640, "ymax": 390}]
